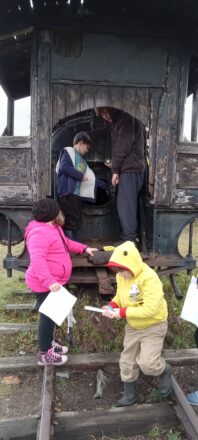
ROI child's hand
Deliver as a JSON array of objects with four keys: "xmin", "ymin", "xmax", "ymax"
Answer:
[
  {"xmin": 83, "ymin": 176, "xmax": 88, "ymax": 182},
  {"xmin": 49, "ymin": 283, "xmax": 61, "ymax": 291},
  {"xmin": 85, "ymin": 247, "xmax": 98, "ymax": 256},
  {"xmin": 102, "ymin": 305, "xmax": 111, "ymax": 310},
  {"xmin": 102, "ymin": 309, "xmax": 121, "ymax": 319}
]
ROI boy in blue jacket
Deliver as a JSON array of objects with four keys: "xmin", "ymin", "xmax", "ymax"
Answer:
[{"xmin": 56, "ymin": 131, "xmax": 94, "ymax": 239}]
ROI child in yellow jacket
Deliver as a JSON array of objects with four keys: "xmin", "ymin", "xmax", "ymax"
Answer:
[{"xmin": 102, "ymin": 241, "xmax": 172, "ymax": 407}]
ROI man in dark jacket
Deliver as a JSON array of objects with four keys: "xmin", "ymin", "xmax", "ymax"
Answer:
[{"xmin": 97, "ymin": 107, "xmax": 145, "ymax": 243}]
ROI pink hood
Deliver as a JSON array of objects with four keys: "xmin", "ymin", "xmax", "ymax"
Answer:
[{"xmin": 25, "ymin": 220, "xmax": 87, "ymax": 292}]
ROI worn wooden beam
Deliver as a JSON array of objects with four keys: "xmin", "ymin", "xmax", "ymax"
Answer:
[
  {"xmin": 0, "ymin": 322, "xmax": 37, "ymax": 334},
  {"xmin": 0, "ymin": 402, "xmax": 179, "ymax": 440},
  {"xmin": 13, "ymin": 289, "xmax": 32, "ymax": 295},
  {"xmin": 95, "ymin": 267, "xmax": 114, "ymax": 295},
  {"xmin": 0, "ymin": 136, "xmax": 31, "ymax": 149},
  {"xmin": 154, "ymin": 44, "xmax": 179, "ymax": 206},
  {"xmin": 1, "ymin": 349, "xmax": 198, "ymax": 373},
  {"xmin": 0, "ymin": 415, "xmax": 38, "ymax": 439},
  {"xmin": 176, "ymin": 143, "xmax": 198, "ymax": 154},
  {"xmin": 52, "ymin": 83, "xmax": 150, "ymax": 128},
  {"xmin": 55, "ymin": 402, "xmax": 178, "ymax": 439},
  {"xmin": 4, "ymin": 303, "xmax": 34, "ymax": 311},
  {"xmin": 31, "ymin": 32, "xmax": 52, "ymax": 200}
]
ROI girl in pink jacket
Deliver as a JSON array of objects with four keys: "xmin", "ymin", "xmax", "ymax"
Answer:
[{"xmin": 25, "ymin": 198, "xmax": 97, "ymax": 366}]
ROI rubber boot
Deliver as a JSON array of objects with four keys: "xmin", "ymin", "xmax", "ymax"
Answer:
[
  {"xmin": 114, "ymin": 381, "xmax": 137, "ymax": 407},
  {"xmin": 159, "ymin": 363, "xmax": 172, "ymax": 397}
]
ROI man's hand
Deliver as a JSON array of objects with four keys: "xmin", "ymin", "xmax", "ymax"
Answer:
[
  {"xmin": 112, "ymin": 173, "xmax": 119, "ymax": 186},
  {"xmin": 49, "ymin": 283, "xmax": 61, "ymax": 291},
  {"xmin": 85, "ymin": 247, "xmax": 98, "ymax": 256}
]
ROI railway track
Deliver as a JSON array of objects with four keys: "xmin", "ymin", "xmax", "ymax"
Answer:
[
  {"xmin": 1, "ymin": 274, "xmax": 198, "ymax": 439},
  {"xmin": 1, "ymin": 354, "xmax": 198, "ymax": 440}
]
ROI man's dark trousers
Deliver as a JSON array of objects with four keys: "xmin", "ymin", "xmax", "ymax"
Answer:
[{"xmin": 117, "ymin": 172, "xmax": 144, "ymax": 242}]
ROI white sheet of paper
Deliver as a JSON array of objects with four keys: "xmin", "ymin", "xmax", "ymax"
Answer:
[
  {"xmin": 80, "ymin": 167, "xmax": 95, "ymax": 199},
  {"xmin": 180, "ymin": 276, "xmax": 198, "ymax": 326},
  {"xmin": 39, "ymin": 286, "xmax": 77, "ymax": 326}
]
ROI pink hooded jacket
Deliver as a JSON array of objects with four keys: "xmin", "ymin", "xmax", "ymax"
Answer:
[{"xmin": 25, "ymin": 220, "xmax": 87, "ymax": 292}]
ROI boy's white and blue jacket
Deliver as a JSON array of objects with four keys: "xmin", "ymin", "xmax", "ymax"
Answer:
[{"xmin": 56, "ymin": 147, "xmax": 107, "ymax": 202}]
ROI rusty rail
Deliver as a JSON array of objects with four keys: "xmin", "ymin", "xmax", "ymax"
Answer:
[
  {"xmin": 35, "ymin": 368, "xmax": 198, "ymax": 440},
  {"xmin": 36, "ymin": 365, "xmax": 55, "ymax": 440},
  {"xmin": 172, "ymin": 375, "xmax": 198, "ymax": 440}
]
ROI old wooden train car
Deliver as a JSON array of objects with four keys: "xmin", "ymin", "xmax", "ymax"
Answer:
[{"xmin": 0, "ymin": 0, "xmax": 198, "ymax": 296}]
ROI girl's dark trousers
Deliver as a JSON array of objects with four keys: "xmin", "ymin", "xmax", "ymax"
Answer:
[{"xmin": 34, "ymin": 292, "xmax": 56, "ymax": 352}]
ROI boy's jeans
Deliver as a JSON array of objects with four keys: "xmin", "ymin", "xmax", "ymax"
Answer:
[{"xmin": 120, "ymin": 321, "xmax": 168, "ymax": 382}]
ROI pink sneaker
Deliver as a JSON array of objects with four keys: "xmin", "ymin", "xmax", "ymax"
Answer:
[
  {"xmin": 38, "ymin": 348, "xmax": 68, "ymax": 366},
  {"xmin": 51, "ymin": 340, "xmax": 68, "ymax": 355}
]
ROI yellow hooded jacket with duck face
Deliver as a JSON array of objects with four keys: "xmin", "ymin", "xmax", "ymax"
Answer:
[{"xmin": 108, "ymin": 241, "xmax": 168, "ymax": 330}]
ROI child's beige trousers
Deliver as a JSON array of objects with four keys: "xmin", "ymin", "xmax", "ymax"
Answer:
[{"xmin": 120, "ymin": 321, "xmax": 168, "ymax": 382}]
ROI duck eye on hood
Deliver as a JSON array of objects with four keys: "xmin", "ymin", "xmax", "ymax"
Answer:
[{"xmin": 108, "ymin": 241, "xmax": 143, "ymax": 278}]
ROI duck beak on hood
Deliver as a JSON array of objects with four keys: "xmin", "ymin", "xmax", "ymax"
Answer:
[{"xmin": 107, "ymin": 241, "xmax": 143, "ymax": 278}]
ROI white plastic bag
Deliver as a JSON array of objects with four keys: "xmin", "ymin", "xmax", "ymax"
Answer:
[{"xmin": 180, "ymin": 276, "xmax": 198, "ymax": 326}]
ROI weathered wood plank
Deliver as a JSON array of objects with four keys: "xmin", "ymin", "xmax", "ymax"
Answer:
[
  {"xmin": 0, "ymin": 136, "xmax": 32, "ymax": 202},
  {"xmin": 154, "ymin": 43, "xmax": 180, "ymax": 206},
  {"xmin": 0, "ymin": 137, "xmax": 31, "ymax": 149},
  {"xmin": 52, "ymin": 83, "xmax": 66, "ymax": 127},
  {"xmin": 176, "ymin": 153, "xmax": 198, "ymax": 189},
  {"xmin": 0, "ymin": 186, "xmax": 32, "ymax": 204},
  {"xmin": 31, "ymin": 34, "xmax": 51, "ymax": 199},
  {"xmin": 79, "ymin": 84, "xmax": 95, "ymax": 113},
  {"xmin": 1, "ymin": 349, "xmax": 198, "ymax": 373},
  {"xmin": 66, "ymin": 83, "xmax": 81, "ymax": 115},
  {"xmin": 0, "ymin": 415, "xmax": 38, "ymax": 439},
  {"xmin": 13, "ymin": 289, "xmax": 32, "ymax": 295},
  {"xmin": 0, "ymin": 403, "xmax": 179, "ymax": 440},
  {"xmin": 149, "ymin": 88, "xmax": 163, "ymax": 192},
  {"xmin": 55, "ymin": 403, "xmax": 178, "ymax": 439},
  {"xmin": 122, "ymin": 87, "xmax": 149, "ymax": 125},
  {"xmin": 176, "ymin": 143, "xmax": 198, "ymax": 154},
  {"xmin": 0, "ymin": 323, "xmax": 37, "ymax": 334},
  {"xmin": 0, "ymin": 148, "xmax": 32, "ymax": 184},
  {"xmin": 0, "ymin": 355, "xmax": 38, "ymax": 372},
  {"xmin": 172, "ymin": 189, "xmax": 198, "ymax": 207},
  {"xmin": 52, "ymin": 82, "xmax": 150, "ymax": 126},
  {"xmin": 95, "ymin": 267, "xmax": 114, "ymax": 295},
  {"xmin": 4, "ymin": 303, "xmax": 34, "ymax": 311}
]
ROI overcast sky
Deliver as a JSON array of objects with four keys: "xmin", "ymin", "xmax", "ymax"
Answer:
[
  {"xmin": 0, "ymin": 85, "xmax": 30, "ymax": 135},
  {"xmin": 0, "ymin": 84, "xmax": 193, "ymax": 139}
]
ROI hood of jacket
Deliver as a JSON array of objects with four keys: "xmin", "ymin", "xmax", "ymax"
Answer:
[
  {"xmin": 25, "ymin": 220, "xmax": 52, "ymax": 239},
  {"xmin": 107, "ymin": 241, "xmax": 143, "ymax": 278}
]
